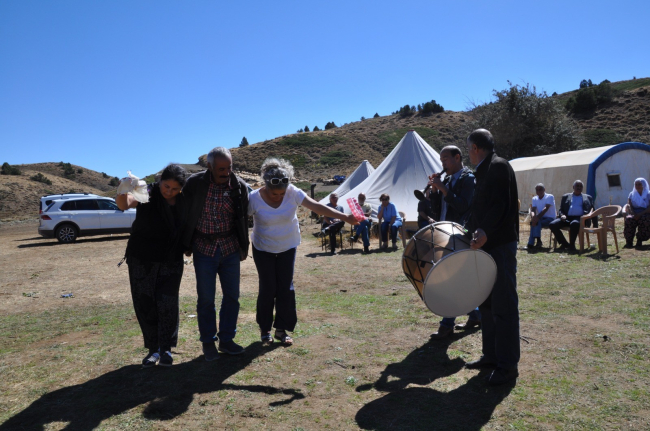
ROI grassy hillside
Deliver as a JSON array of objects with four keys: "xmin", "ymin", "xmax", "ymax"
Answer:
[
  {"xmin": 219, "ymin": 78, "xmax": 650, "ymax": 181},
  {"xmin": 0, "ymin": 163, "xmax": 115, "ymax": 222}
]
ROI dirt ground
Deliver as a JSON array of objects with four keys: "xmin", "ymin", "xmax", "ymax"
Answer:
[{"xmin": 2, "ymin": 217, "xmax": 649, "ymax": 429}]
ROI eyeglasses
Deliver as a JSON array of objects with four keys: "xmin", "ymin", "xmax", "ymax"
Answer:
[
  {"xmin": 381, "ymin": 198, "xmax": 389, "ymax": 201},
  {"xmin": 269, "ymin": 177, "xmax": 289, "ymax": 185}
]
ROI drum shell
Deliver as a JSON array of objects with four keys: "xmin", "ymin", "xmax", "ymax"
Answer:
[{"xmin": 402, "ymin": 222, "xmax": 472, "ymax": 298}]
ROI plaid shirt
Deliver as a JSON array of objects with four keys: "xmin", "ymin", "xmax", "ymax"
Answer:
[{"xmin": 193, "ymin": 179, "xmax": 239, "ymax": 257}]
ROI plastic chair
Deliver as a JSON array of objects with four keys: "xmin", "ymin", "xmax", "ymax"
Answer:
[{"xmin": 578, "ymin": 205, "xmax": 621, "ymax": 254}]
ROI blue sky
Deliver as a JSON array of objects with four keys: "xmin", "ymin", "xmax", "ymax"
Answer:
[{"xmin": 1, "ymin": 1, "xmax": 648, "ymax": 178}]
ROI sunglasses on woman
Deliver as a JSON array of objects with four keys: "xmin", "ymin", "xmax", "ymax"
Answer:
[{"xmin": 269, "ymin": 177, "xmax": 289, "ymax": 185}]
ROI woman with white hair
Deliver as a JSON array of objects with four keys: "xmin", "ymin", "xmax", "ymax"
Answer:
[
  {"xmin": 624, "ymin": 177, "xmax": 650, "ymax": 248},
  {"xmin": 248, "ymin": 157, "xmax": 358, "ymax": 346}
]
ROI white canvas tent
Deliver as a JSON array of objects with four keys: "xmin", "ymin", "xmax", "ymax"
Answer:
[
  {"xmin": 319, "ymin": 160, "xmax": 375, "ymax": 204},
  {"xmin": 335, "ymin": 130, "xmax": 443, "ymax": 222},
  {"xmin": 510, "ymin": 142, "xmax": 650, "ymax": 210}
]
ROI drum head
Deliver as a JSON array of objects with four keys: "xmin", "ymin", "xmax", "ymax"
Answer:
[{"xmin": 422, "ymin": 249, "xmax": 496, "ymax": 317}]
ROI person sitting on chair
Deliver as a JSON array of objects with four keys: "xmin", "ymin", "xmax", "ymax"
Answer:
[
  {"xmin": 350, "ymin": 192, "xmax": 373, "ymax": 253},
  {"xmin": 322, "ymin": 193, "xmax": 346, "ymax": 255},
  {"xmin": 549, "ymin": 180, "xmax": 596, "ymax": 252},
  {"xmin": 524, "ymin": 183, "xmax": 556, "ymax": 250},
  {"xmin": 427, "ymin": 145, "xmax": 478, "ymax": 339},
  {"xmin": 377, "ymin": 193, "xmax": 402, "ymax": 250},
  {"xmin": 623, "ymin": 177, "xmax": 650, "ymax": 249}
]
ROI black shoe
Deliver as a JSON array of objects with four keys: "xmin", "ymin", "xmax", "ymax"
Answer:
[
  {"xmin": 202, "ymin": 342, "xmax": 220, "ymax": 361},
  {"xmin": 624, "ymin": 241, "xmax": 634, "ymax": 248},
  {"xmin": 363, "ymin": 246, "xmax": 370, "ymax": 254},
  {"xmin": 159, "ymin": 350, "xmax": 173, "ymax": 367},
  {"xmin": 465, "ymin": 356, "xmax": 497, "ymax": 369},
  {"xmin": 486, "ymin": 367, "xmax": 518, "ymax": 386},
  {"xmin": 219, "ymin": 340, "xmax": 245, "ymax": 355},
  {"xmin": 350, "ymin": 235, "xmax": 358, "ymax": 243},
  {"xmin": 142, "ymin": 351, "xmax": 160, "ymax": 368},
  {"xmin": 535, "ymin": 239, "xmax": 543, "ymax": 248},
  {"xmin": 636, "ymin": 241, "xmax": 643, "ymax": 249},
  {"xmin": 330, "ymin": 250, "xmax": 337, "ymax": 255}
]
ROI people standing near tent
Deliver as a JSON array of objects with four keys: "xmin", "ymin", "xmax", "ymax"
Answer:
[
  {"xmin": 322, "ymin": 193, "xmax": 346, "ymax": 255},
  {"xmin": 623, "ymin": 177, "xmax": 650, "ymax": 249},
  {"xmin": 350, "ymin": 192, "xmax": 373, "ymax": 253},
  {"xmin": 464, "ymin": 129, "xmax": 520, "ymax": 386},
  {"xmin": 377, "ymin": 194, "xmax": 402, "ymax": 250},
  {"xmin": 117, "ymin": 164, "xmax": 188, "ymax": 368},
  {"xmin": 249, "ymin": 158, "xmax": 358, "ymax": 346},
  {"xmin": 182, "ymin": 147, "xmax": 250, "ymax": 362},
  {"xmin": 524, "ymin": 183, "xmax": 556, "ymax": 250},
  {"xmin": 426, "ymin": 145, "xmax": 479, "ymax": 340},
  {"xmin": 549, "ymin": 180, "xmax": 596, "ymax": 252}
]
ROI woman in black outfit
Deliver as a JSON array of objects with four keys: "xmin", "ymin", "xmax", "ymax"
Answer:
[{"xmin": 116, "ymin": 164, "xmax": 188, "ymax": 368}]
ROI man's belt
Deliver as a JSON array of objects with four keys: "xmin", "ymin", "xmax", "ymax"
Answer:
[{"xmin": 194, "ymin": 229, "xmax": 234, "ymax": 240}]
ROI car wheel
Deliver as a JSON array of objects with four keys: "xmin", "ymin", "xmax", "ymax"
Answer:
[{"xmin": 56, "ymin": 224, "xmax": 78, "ymax": 243}]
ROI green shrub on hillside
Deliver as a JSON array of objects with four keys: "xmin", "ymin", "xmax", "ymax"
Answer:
[
  {"xmin": 566, "ymin": 79, "xmax": 614, "ymax": 114},
  {"xmin": 30, "ymin": 173, "xmax": 52, "ymax": 185},
  {"xmin": 582, "ymin": 129, "xmax": 622, "ymax": 149},
  {"xmin": 109, "ymin": 177, "xmax": 120, "ymax": 187},
  {"xmin": 102, "ymin": 172, "xmax": 109, "ymax": 178},
  {"xmin": 59, "ymin": 162, "xmax": 76, "ymax": 179},
  {"xmin": 374, "ymin": 113, "xmax": 379, "ymax": 118},
  {"xmin": 1, "ymin": 162, "xmax": 21, "ymax": 175},
  {"xmin": 468, "ymin": 82, "xmax": 582, "ymax": 160},
  {"xmin": 278, "ymin": 134, "xmax": 340, "ymax": 148},
  {"xmin": 280, "ymin": 154, "xmax": 307, "ymax": 168},
  {"xmin": 420, "ymin": 100, "xmax": 444, "ymax": 115},
  {"xmin": 377, "ymin": 128, "xmax": 441, "ymax": 155},
  {"xmin": 324, "ymin": 122, "xmax": 337, "ymax": 130},
  {"xmin": 313, "ymin": 126, "xmax": 321, "ymax": 131},
  {"xmin": 304, "ymin": 126, "xmax": 310, "ymax": 132},
  {"xmin": 240, "ymin": 137, "xmax": 249, "ymax": 147}
]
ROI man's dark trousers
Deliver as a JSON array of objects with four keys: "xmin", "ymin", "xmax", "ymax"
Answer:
[
  {"xmin": 479, "ymin": 241, "xmax": 519, "ymax": 370},
  {"xmin": 549, "ymin": 215, "xmax": 581, "ymax": 247}
]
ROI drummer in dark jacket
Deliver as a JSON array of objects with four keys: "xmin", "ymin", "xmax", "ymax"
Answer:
[
  {"xmin": 464, "ymin": 129, "xmax": 520, "ymax": 386},
  {"xmin": 427, "ymin": 145, "xmax": 479, "ymax": 339},
  {"xmin": 117, "ymin": 164, "xmax": 188, "ymax": 368},
  {"xmin": 182, "ymin": 147, "xmax": 250, "ymax": 361}
]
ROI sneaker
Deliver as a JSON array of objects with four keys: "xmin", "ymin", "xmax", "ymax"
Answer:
[
  {"xmin": 159, "ymin": 350, "xmax": 173, "ymax": 367},
  {"xmin": 350, "ymin": 235, "xmax": 358, "ymax": 243},
  {"xmin": 218, "ymin": 339, "xmax": 245, "ymax": 355},
  {"xmin": 142, "ymin": 351, "xmax": 160, "ymax": 368},
  {"xmin": 202, "ymin": 342, "xmax": 220, "ymax": 361}
]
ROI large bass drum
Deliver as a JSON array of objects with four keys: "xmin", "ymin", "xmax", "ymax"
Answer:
[{"xmin": 402, "ymin": 221, "xmax": 497, "ymax": 317}]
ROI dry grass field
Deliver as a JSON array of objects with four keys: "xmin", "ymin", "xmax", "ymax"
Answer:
[{"xmin": 1, "ymin": 214, "xmax": 649, "ymax": 430}]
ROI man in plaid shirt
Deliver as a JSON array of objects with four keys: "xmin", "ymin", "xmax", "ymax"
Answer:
[{"xmin": 182, "ymin": 147, "xmax": 250, "ymax": 361}]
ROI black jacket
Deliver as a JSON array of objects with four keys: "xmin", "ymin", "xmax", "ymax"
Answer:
[
  {"xmin": 557, "ymin": 192, "xmax": 597, "ymax": 227},
  {"xmin": 430, "ymin": 166, "xmax": 475, "ymax": 226},
  {"xmin": 466, "ymin": 152, "xmax": 519, "ymax": 251},
  {"xmin": 126, "ymin": 183, "xmax": 188, "ymax": 263},
  {"xmin": 181, "ymin": 170, "xmax": 250, "ymax": 259}
]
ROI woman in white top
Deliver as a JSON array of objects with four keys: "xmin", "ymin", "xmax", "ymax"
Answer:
[
  {"xmin": 624, "ymin": 177, "xmax": 650, "ymax": 248},
  {"xmin": 248, "ymin": 158, "xmax": 358, "ymax": 346}
]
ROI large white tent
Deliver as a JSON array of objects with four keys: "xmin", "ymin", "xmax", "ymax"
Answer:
[
  {"xmin": 510, "ymin": 142, "xmax": 650, "ymax": 210},
  {"xmin": 319, "ymin": 160, "xmax": 375, "ymax": 204},
  {"xmin": 335, "ymin": 130, "xmax": 443, "ymax": 222}
]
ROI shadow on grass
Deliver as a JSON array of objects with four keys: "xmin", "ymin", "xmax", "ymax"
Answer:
[
  {"xmin": 17, "ymin": 235, "xmax": 129, "ymax": 248},
  {"xmin": 0, "ymin": 342, "xmax": 304, "ymax": 430},
  {"xmin": 355, "ymin": 338, "xmax": 514, "ymax": 430}
]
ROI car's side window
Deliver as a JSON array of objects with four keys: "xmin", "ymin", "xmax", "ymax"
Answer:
[
  {"xmin": 97, "ymin": 200, "xmax": 119, "ymax": 210},
  {"xmin": 76, "ymin": 200, "xmax": 99, "ymax": 211},
  {"xmin": 60, "ymin": 201, "xmax": 76, "ymax": 211}
]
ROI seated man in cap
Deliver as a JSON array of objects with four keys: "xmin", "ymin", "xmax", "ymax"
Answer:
[
  {"xmin": 525, "ymin": 183, "xmax": 556, "ymax": 250},
  {"xmin": 549, "ymin": 180, "xmax": 597, "ymax": 252},
  {"xmin": 322, "ymin": 193, "xmax": 346, "ymax": 255}
]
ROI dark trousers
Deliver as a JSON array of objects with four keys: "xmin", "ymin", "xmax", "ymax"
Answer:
[
  {"xmin": 549, "ymin": 216, "xmax": 581, "ymax": 247},
  {"xmin": 253, "ymin": 246, "xmax": 297, "ymax": 333},
  {"xmin": 127, "ymin": 256, "xmax": 183, "ymax": 352},
  {"xmin": 324, "ymin": 220, "xmax": 345, "ymax": 251},
  {"xmin": 479, "ymin": 241, "xmax": 519, "ymax": 370}
]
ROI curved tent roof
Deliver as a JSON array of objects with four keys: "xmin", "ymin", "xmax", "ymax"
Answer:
[
  {"xmin": 510, "ymin": 142, "xmax": 650, "ymax": 209},
  {"xmin": 335, "ymin": 130, "xmax": 442, "ymax": 221},
  {"xmin": 319, "ymin": 160, "xmax": 375, "ymax": 204}
]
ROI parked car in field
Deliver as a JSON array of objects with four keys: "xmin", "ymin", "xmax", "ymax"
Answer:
[{"xmin": 38, "ymin": 197, "xmax": 136, "ymax": 243}]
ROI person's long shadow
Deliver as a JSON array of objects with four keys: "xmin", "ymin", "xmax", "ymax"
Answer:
[
  {"xmin": 355, "ymin": 336, "xmax": 514, "ymax": 430},
  {"xmin": 17, "ymin": 235, "xmax": 129, "ymax": 248},
  {"xmin": 0, "ymin": 342, "xmax": 304, "ymax": 430}
]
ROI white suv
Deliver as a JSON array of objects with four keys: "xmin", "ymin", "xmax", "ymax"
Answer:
[
  {"xmin": 39, "ymin": 197, "xmax": 136, "ymax": 243},
  {"xmin": 40, "ymin": 193, "xmax": 100, "ymax": 214}
]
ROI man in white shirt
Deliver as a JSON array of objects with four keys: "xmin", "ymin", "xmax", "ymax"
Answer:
[
  {"xmin": 524, "ymin": 184, "xmax": 556, "ymax": 249},
  {"xmin": 549, "ymin": 180, "xmax": 596, "ymax": 251}
]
